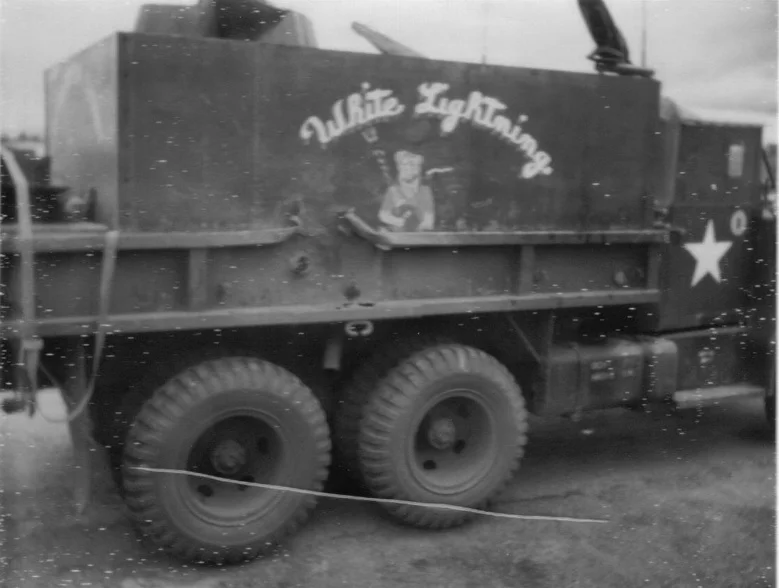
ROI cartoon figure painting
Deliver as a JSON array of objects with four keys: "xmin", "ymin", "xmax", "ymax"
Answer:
[{"xmin": 378, "ymin": 150, "xmax": 435, "ymax": 232}]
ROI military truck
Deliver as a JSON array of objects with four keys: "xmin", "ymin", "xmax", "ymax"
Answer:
[{"xmin": 1, "ymin": 0, "xmax": 775, "ymax": 565}]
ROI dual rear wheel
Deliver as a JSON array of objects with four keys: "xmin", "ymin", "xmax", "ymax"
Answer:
[
  {"xmin": 119, "ymin": 344, "xmax": 528, "ymax": 563},
  {"xmin": 335, "ymin": 342, "xmax": 529, "ymax": 528}
]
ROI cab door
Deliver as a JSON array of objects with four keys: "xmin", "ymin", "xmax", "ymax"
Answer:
[{"xmin": 658, "ymin": 122, "xmax": 763, "ymax": 331}]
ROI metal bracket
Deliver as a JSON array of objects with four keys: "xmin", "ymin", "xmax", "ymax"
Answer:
[{"xmin": 505, "ymin": 315, "xmax": 543, "ymax": 364}]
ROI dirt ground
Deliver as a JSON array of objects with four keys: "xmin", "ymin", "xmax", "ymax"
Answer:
[{"xmin": 1, "ymin": 390, "xmax": 775, "ymax": 588}]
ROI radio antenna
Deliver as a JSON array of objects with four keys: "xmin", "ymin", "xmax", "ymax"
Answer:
[
  {"xmin": 640, "ymin": 0, "xmax": 648, "ymax": 68},
  {"xmin": 481, "ymin": 0, "xmax": 489, "ymax": 65}
]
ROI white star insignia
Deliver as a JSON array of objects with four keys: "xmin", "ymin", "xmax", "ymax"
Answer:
[{"xmin": 683, "ymin": 219, "xmax": 733, "ymax": 287}]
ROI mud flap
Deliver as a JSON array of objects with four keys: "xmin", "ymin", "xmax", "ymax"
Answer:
[
  {"xmin": 61, "ymin": 227, "xmax": 120, "ymax": 515},
  {"xmin": 58, "ymin": 339, "xmax": 116, "ymax": 515}
]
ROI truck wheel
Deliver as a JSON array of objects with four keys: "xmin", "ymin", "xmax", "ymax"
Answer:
[
  {"xmin": 333, "ymin": 336, "xmax": 446, "ymax": 484},
  {"xmin": 357, "ymin": 344, "xmax": 528, "ymax": 529},
  {"xmin": 121, "ymin": 357, "xmax": 331, "ymax": 564}
]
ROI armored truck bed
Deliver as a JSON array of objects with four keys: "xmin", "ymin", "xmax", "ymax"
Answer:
[
  {"xmin": 0, "ymin": 218, "xmax": 665, "ymax": 337},
  {"xmin": 2, "ymin": 31, "xmax": 667, "ymax": 338}
]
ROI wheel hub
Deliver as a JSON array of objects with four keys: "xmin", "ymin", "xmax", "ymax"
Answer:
[
  {"xmin": 210, "ymin": 438, "xmax": 247, "ymax": 475},
  {"xmin": 427, "ymin": 417, "xmax": 456, "ymax": 450}
]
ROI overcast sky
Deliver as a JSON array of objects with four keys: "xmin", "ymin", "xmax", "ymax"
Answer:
[{"xmin": 1, "ymin": 0, "xmax": 777, "ymax": 142}]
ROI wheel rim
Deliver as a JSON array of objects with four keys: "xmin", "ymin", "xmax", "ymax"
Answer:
[
  {"xmin": 406, "ymin": 388, "xmax": 498, "ymax": 496},
  {"xmin": 178, "ymin": 412, "xmax": 287, "ymax": 527}
]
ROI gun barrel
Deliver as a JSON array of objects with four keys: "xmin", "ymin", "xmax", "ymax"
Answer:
[{"xmin": 351, "ymin": 22, "xmax": 427, "ymax": 58}]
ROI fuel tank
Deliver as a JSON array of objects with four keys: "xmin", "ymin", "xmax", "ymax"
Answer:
[{"xmin": 532, "ymin": 336, "xmax": 678, "ymax": 416}]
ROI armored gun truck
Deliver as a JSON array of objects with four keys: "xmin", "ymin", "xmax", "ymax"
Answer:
[{"xmin": 1, "ymin": 0, "xmax": 775, "ymax": 564}]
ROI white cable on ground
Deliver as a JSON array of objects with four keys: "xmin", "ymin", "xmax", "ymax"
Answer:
[{"xmin": 131, "ymin": 466, "xmax": 609, "ymax": 524}]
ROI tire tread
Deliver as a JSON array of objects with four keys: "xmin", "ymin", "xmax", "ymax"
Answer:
[
  {"xmin": 122, "ymin": 356, "xmax": 330, "ymax": 564},
  {"xmin": 332, "ymin": 336, "xmax": 450, "ymax": 483},
  {"xmin": 358, "ymin": 343, "xmax": 528, "ymax": 529}
]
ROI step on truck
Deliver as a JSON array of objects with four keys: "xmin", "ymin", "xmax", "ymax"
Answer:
[{"xmin": 1, "ymin": 0, "xmax": 775, "ymax": 565}]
